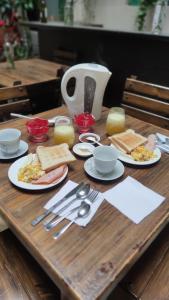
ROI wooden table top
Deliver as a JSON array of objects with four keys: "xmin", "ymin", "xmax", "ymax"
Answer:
[
  {"xmin": 0, "ymin": 58, "xmax": 65, "ymax": 87},
  {"xmin": 0, "ymin": 106, "xmax": 169, "ymax": 300}
]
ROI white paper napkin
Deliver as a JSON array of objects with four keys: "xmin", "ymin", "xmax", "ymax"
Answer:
[
  {"xmin": 45, "ymin": 180, "xmax": 104, "ymax": 227},
  {"xmin": 103, "ymin": 176, "xmax": 165, "ymax": 224},
  {"xmin": 156, "ymin": 133, "xmax": 169, "ymax": 154}
]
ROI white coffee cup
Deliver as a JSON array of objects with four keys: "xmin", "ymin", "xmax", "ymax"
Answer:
[
  {"xmin": 93, "ymin": 145, "xmax": 118, "ymax": 174},
  {"xmin": 0, "ymin": 128, "xmax": 21, "ymax": 154}
]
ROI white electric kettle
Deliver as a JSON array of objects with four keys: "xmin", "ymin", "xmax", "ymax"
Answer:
[{"xmin": 61, "ymin": 63, "xmax": 112, "ymax": 120}]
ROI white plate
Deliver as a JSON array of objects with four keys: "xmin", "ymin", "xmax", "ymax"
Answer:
[
  {"xmin": 79, "ymin": 132, "xmax": 100, "ymax": 143},
  {"xmin": 0, "ymin": 140, "xmax": 28, "ymax": 160},
  {"xmin": 8, "ymin": 155, "xmax": 68, "ymax": 190},
  {"xmin": 84, "ymin": 157, "xmax": 124, "ymax": 181},
  {"xmin": 111, "ymin": 144, "xmax": 161, "ymax": 166},
  {"xmin": 73, "ymin": 143, "xmax": 95, "ymax": 157}
]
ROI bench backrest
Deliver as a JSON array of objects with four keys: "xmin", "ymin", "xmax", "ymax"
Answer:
[
  {"xmin": 0, "ymin": 85, "xmax": 31, "ymax": 122},
  {"xmin": 122, "ymin": 77, "xmax": 169, "ymax": 129}
]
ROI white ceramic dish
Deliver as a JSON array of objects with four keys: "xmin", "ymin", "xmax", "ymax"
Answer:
[
  {"xmin": 111, "ymin": 144, "xmax": 161, "ymax": 166},
  {"xmin": 73, "ymin": 143, "xmax": 95, "ymax": 157},
  {"xmin": 79, "ymin": 132, "xmax": 100, "ymax": 143},
  {"xmin": 84, "ymin": 157, "xmax": 124, "ymax": 181},
  {"xmin": 0, "ymin": 140, "xmax": 28, "ymax": 160},
  {"xmin": 8, "ymin": 155, "xmax": 68, "ymax": 190}
]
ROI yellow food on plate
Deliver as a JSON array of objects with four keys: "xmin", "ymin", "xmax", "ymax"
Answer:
[
  {"xmin": 18, "ymin": 163, "xmax": 45, "ymax": 183},
  {"xmin": 131, "ymin": 146, "xmax": 155, "ymax": 161},
  {"xmin": 18, "ymin": 154, "xmax": 45, "ymax": 183}
]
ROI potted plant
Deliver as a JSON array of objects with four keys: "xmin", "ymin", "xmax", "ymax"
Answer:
[
  {"xmin": 0, "ymin": 0, "xmax": 34, "ymax": 20},
  {"xmin": 0, "ymin": 0, "xmax": 35, "ymax": 65},
  {"xmin": 137, "ymin": 0, "xmax": 167, "ymax": 31}
]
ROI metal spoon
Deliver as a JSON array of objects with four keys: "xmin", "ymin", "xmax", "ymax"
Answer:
[
  {"xmin": 53, "ymin": 202, "xmax": 91, "ymax": 240},
  {"xmin": 85, "ymin": 136, "xmax": 103, "ymax": 146},
  {"xmin": 44, "ymin": 183, "xmax": 90, "ymax": 230},
  {"xmin": 10, "ymin": 113, "xmax": 56, "ymax": 126}
]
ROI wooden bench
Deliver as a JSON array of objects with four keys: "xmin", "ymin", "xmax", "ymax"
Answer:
[
  {"xmin": 0, "ymin": 85, "xmax": 32, "ymax": 122},
  {"xmin": 121, "ymin": 224, "xmax": 169, "ymax": 300},
  {"xmin": 0, "ymin": 230, "xmax": 60, "ymax": 299},
  {"xmin": 122, "ymin": 76, "xmax": 169, "ymax": 129}
]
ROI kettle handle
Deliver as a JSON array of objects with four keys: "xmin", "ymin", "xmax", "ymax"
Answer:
[{"xmin": 61, "ymin": 68, "xmax": 77, "ymax": 103}]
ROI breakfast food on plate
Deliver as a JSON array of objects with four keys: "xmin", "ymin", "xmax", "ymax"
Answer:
[
  {"xmin": 32, "ymin": 165, "xmax": 67, "ymax": 184},
  {"xmin": 131, "ymin": 146, "xmax": 155, "ymax": 161},
  {"xmin": 18, "ymin": 154, "xmax": 45, "ymax": 183},
  {"xmin": 109, "ymin": 129, "xmax": 147, "ymax": 154},
  {"xmin": 109, "ymin": 130, "xmax": 156, "ymax": 162},
  {"xmin": 144, "ymin": 134, "xmax": 156, "ymax": 152},
  {"xmin": 18, "ymin": 144, "xmax": 76, "ymax": 184},
  {"xmin": 36, "ymin": 143, "xmax": 76, "ymax": 172}
]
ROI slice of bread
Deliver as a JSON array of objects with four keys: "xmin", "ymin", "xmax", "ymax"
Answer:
[
  {"xmin": 36, "ymin": 143, "xmax": 76, "ymax": 172},
  {"xmin": 109, "ymin": 129, "xmax": 147, "ymax": 153}
]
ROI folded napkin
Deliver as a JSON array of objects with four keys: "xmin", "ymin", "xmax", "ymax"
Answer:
[
  {"xmin": 103, "ymin": 176, "xmax": 165, "ymax": 224},
  {"xmin": 156, "ymin": 132, "xmax": 169, "ymax": 143},
  {"xmin": 156, "ymin": 133, "xmax": 169, "ymax": 154},
  {"xmin": 45, "ymin": 180, "xmax": 104, "ymax": 227}
]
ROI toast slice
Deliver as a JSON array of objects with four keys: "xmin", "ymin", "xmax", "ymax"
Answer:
[
  {"xmin": 109, "ymin": 129, "xmax": 147, "ymax": 153},
  {"xmin": 36, "ymin": 143, "xmax": 76, "ymax": 172}
]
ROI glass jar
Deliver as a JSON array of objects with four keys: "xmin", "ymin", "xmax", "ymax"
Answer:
[
  {"xmin": 106, "ymin": 107, "xmax": 125, "ymax": 135},
  {"xmin": 54, "ymin": 116, "xmax": 75, "ymax": 148}
]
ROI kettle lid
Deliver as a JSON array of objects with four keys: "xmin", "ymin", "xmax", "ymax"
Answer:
[{"xmin": 69, "ymin": 63, "xmax": 110, "ymax": 73}]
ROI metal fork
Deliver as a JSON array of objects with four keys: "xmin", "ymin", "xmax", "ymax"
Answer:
[
  {"xmin": 53, "ymin": 190, "xmax": 99, "ymax": 240},
  {"xmin": 45, "ymin": 190, "xmax": 99, "ymax": 231}
]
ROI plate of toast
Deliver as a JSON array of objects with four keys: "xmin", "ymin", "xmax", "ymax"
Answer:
[
  {"xmin": 8, "ymin": 143, "xmax": 76, "ymax": 190},
  {"xmin": 109, "ymin": 130, "xmax": 161, "ymax": 166}
]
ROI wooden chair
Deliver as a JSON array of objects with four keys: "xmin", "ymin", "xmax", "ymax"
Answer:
[
  {"xmin": 122, "ymin": 76, "xmax": 169, "ymax": 129},
  {"xmin": 0, "ymin": 85, "xmax": 32, "ymax": 122},
  {"xmin": 121, "ymin": 224, "xmax": 169, "ymax": 300}
]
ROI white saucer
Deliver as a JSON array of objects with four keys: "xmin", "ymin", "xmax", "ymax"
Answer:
[
  {"xmin": 84, "ymin": 157, "xmax": 125, "ymax": 181},
  {"xmin": 0, "ymin": 140, "xmax": 28, "ymax": 160},
  {"xmin": 73, "ymin": 143, "xmax": 95, "ymax": 158}
]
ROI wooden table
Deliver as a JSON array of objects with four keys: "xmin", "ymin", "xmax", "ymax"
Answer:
[
  {"xmin": 0, "ymin": 106, "xmax": 169, "ymax": 300},
  {"xmin": 0, "ymin": 58, "xmax": 65, "ymax": 87},
  {"xmin": 0, "ymin": 58, "xmax": 67, "ymax": 113}
]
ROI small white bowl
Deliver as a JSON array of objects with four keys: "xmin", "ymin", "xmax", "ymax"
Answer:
[{"xmin": 73, "ymin": 143, "xmax": 95, "ymax": 158}]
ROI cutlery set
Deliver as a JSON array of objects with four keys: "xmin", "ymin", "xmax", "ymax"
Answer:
[{"xmin": 31, "ymin": 182, "xmax": 99, "ymax": 239}]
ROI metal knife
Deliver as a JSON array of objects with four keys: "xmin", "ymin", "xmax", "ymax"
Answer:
[
  {"xmin": 31, "ymin": 182, "xmax": 84, "ymax": 226},
  {"xmin": 45, "ymin": 189, "xmax": 99, "ymax": 231}
]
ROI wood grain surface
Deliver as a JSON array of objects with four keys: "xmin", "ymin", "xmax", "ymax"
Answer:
[
  {"xmin": 0, "ymin": 230, "xmax": 60, "ymax": 300},
  {"xmin": 123, "ymin": 77, "xmax": 169, "ymax": 129},
  {"xmin": 0, "ymin": 58, "xmax": 66, "ymax": 87},
  {"xmin": 0, "ymin": 106, "xmax": 169, "ymax": 300},
  {"xmin": 122, "ymin": 224, "xmax": 169, "ymax": 299}
]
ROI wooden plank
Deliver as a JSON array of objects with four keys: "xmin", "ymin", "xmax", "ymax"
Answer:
[
  {"xmin": 0, "ymin": 106, "xmax": 169, "ymax": 300},
  {"xmin": 0, "ymin": 213, "xmax": 8, "ymax": 232},
  {"xmin": 122, "ymin": 225, "xmax": 169, "ymax": 299},
  {"xmin": 141, "ymin": 242, "xmax": 169, "ymax": 299},
  {"xmin": 0, "ymin": 86, "xmax": 28, "ymax": 102},
  {"xmin": 123, "ymin": 105, "xmax": 169, "ymax": 129},
  {"xmin": 125, "ymin": 78, "xmax": 169, "ymax": 102},
  {"xmin": 0, "ymin": 230, "xmax": 60, "ymax": 300},
  {"xmin": 123, "ymin": 92, "xmax": 169, "ymax": 117},
  {"xmin": 0, "ymin": 99, "xmax": 31, "ymax": 115}
]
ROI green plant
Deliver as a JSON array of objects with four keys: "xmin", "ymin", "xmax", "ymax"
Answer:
[
  {"xmin": 0, "ymin": 0, "xmax": 35, "ymax": 62},
  {"xmin": 0, "ymin": 0, "xmax": 34, "ymax": 19},
  {"xmin": 137, "ymin": 0, "xmax": 166, "ymax": 31}
]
